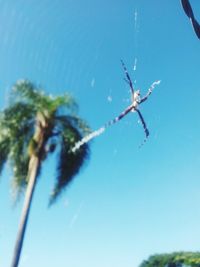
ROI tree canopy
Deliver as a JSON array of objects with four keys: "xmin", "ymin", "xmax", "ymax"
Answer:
[
  {"xmin": 139, "ymin": 252, "xmax": 200, "ymax": 267},
  {"xmin": 0, "ymin": 80, "xmax": 91, "ymax": 204}
]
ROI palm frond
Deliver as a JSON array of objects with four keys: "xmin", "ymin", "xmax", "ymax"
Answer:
[
  {"xmin": 0, "ymin": 103, "xmax": 34, "ymax": 176},
  {"xmin": 50, "ymin": 94, "xmax": 78, "ymax": 112},
  {"xmin": 56, "ymin": 115, "xmax": 91, "ymax": 136},
  {"xmin": 9, "ymin": 123, "xmax": 33, "ymax": 197},
  {"xmin": 1, "ymin": 102, "xmax": 35, "ymax": 131},
  {"xmin": 49, "ymin": 123, "xmax": 89, "ymax": 205},
  {"xmin": 11, "ymin": 80, "xmax": 42, "ymax": 107},
  {"xmin": 0, "ymin": 101, "xmax": 35, "ymax": 195},
  {"xmin": 11, "ymin": 154, "xmax": 30, "ymax": 198},
  {"xmin": 11, "ymin": 80, "xmax": 77, "ymax": 113},
  {"xmin": 0, "ymin": 138, "xmax": 10, "ymax": 175}
]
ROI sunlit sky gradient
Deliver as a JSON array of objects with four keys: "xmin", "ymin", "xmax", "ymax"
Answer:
[{"xmin": 1, "ymin": 1, "xmax": 200, "ymax": 267}]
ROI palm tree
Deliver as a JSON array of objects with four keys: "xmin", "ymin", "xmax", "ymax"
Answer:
[{"xmin": 0, "ymin": 80, "xmax": 90, "ymax": 267}]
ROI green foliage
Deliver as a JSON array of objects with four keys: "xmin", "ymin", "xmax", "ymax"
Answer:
[
  {"xmin": 0, "ymin": 137, "xmax": 10, "ymax": 175},
  {"xmin": 0, "ymin": 101, "xmax": 35, "ymax": 192},
  {"xmin": 139, "ymin": 252, "xmax": 200, "ymax": 267},
  {"xmin": 11, "ymin": 80, "xmax": 77, "ymax": 115},
  {"xmin": 0, "ymin": 80, "xmax": 90, "ymax": 202},
  {"xmin": 49, "ymin": 120, "xmax": 90, "ymax": 205}
]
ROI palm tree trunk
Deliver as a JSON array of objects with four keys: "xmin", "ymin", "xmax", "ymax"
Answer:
[{"xmin": 10, "ymin": 155, "xmax": 40, "ymax": 267}]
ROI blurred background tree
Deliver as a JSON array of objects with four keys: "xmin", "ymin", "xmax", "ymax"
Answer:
[
  {"xmin": 0, "ymin": 80, "xmax": 90, "ymax": 267},
  {"xmin": 139, "ymin": 252, "xmax": 200, "ymax": 267}
]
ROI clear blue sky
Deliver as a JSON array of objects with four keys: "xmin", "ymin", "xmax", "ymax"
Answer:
[{"xmin": 1, "ymin": 1, "xmax": 200, "ymax": 267}]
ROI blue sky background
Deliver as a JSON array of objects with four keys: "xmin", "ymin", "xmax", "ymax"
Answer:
[{"xmin": 1, "ymin": 1, "xmax": 200, "ymax": 266}]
